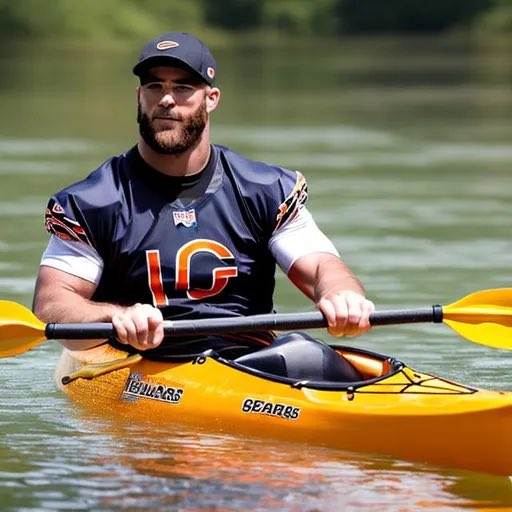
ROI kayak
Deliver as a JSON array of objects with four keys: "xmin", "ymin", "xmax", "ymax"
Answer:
[
  {"xmin": 3, "ymin": 290, "xmax": 510, "ymax": 474},
  {"xmin": 55, "ymin": 337, "xmax": 512, "ymax": 476}
]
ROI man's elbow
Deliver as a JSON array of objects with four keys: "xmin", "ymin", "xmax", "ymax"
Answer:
[{"xmin": 32, "ymin": 293, "xmax": 51, "ymax": 322}]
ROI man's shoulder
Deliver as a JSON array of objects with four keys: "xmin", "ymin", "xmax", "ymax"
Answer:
[
  {"xmin": 53, "ymin": 148, "xmax": 133, "ymax": 203},
  {"xmin": 213, "ymin": 144, "xmax": 307, "ymax": 231},
  {"xmin": 214, "ymin": 144, "xmax": 298, "ymax": 185}
]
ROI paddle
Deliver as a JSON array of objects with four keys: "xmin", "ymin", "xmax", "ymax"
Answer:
[{"xmin": 0, "ymin": 288, "xmax": 511, "ymax": 358}]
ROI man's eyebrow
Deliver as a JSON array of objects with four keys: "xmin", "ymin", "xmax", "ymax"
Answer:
[
  {"xmin": 141, "ymin": 74, "xmax": 201, "ymax": 86},
  {"xmin": 173, "ymin": 78, "xmax": 191, "ymax": 84},
  {"xmin": 173, "ymin": 76, "xmax": 203, "ymax": 85},
  {"xmin": 140, "ymin": 72, "xmax": 164, "ymax": 84}
]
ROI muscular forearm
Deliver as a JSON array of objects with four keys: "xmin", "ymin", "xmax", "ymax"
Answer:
[
  {"xmin": 33, "ymin": 266, "xmax": 164, "ymax": 351},
  {"xmin": 33, "ymin": 288, "xmax": 125, "ymax": 324},
  {"xmin": 288, "ymin": 252, "xmax": 365, "ymax": 303},
  {"xmin": 32, "ymin": 270, "xmax": 130, "ymax": 350},
  {"xmin": 288, "ymin": 252, "xmax": 373, "ymax": 337},
  {"xmin": 312, "ymin": 254, "xmax": 365, "ymax": 302},
  {"xmin": 32, "ymin": 266, "xmax": 125, "ymax": 324}
]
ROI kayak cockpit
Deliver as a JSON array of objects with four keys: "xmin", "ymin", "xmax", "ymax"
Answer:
[{"xmin": 212, "ymin": 334, "xmax": 403, "ymax": 391}]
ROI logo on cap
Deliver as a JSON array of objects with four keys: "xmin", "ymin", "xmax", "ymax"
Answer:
[
  {"xmin": 156, "ymin": 41, "xmax": 180, "ymax": 51},
  {"xmin": 207, "ymin": 67, "xmax": 215, "ymax": 79}
]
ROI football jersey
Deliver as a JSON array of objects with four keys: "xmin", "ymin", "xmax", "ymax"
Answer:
[{"xmin": 44, "ymin": 144, "xmax": 311, "ymax": 355}]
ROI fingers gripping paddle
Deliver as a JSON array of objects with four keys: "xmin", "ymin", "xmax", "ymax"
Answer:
[{"xmin": 0, "ymin": 288, "xmax": 511, "ymax": 358}]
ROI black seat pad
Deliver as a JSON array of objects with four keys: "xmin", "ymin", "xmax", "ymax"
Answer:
[{"xmin": 234, "ymin": 332, "xmax": 362, "ymax": 382}]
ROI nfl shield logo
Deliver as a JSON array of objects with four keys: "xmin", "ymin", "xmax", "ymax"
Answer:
[{"xmin": 172, "ymin": 209, "xmax": 197, "ymax": 228}]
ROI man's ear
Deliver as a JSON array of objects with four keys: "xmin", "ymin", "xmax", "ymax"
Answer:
[{"xmin": 206, "ymin": 87, "xmax": 221, "ymax": 113}]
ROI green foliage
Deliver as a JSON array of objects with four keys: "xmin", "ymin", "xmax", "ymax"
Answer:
[
  {"xmin": 0, "ymin": 0, "xmax": 508, "ymax": 41},
  {"xmin": 202, "ymin": 0, "xmax": 263, "ymax": 30},
  {"xmin": 262, "ymin": 0, "xmax": 338, "ymax": 35},
  {"xmin": 131, "ymin": 0, "xmax": 204, "ymax": 34},
  {"xmin": 0, "ymin": 0, "xmax": 204, "ymax": 40},
  {"xmin": 337, "ymin": 0, "xmax": 493, "ymax": 33},
  {"xmin": 476, "ymin": 0, "xmax": 512, "ymax": 32},
  {"xmin": 0, "ymin": 0, "xmax": 137, "ymax": 38}
]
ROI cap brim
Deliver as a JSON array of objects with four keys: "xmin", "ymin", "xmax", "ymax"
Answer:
[{"xmin": 133, "ymin": 56, "xmax": 209, "ymax": 84}]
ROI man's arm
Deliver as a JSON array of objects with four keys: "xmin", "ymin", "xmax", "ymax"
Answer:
[
  {"xmin": 287, "ymin": 252, "xmax": 374, "ymax": 337},
  {"xmin": 33, "ymin": 265, "xmax": 164, "ymax": 350}
]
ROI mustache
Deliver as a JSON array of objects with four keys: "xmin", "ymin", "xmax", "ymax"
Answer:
[{"xmin": 152, "ymin": 110, "xmax": 182, "ymax": 121}]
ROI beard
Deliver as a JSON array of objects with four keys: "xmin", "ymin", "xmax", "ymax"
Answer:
[{"xmin": 137, "ymin": 99, "xmax": 208, "ymax": 155}]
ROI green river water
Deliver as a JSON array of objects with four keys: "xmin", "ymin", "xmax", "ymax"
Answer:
[{"xmin": 0, "ymin": 35, "xmax": 511, "ymax": 510}]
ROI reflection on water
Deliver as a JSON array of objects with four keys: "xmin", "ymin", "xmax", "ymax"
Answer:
[
  {"xmin": 2, "ymin": 394, "xmax": 512, "ymax": 511},
  {"xmin": 0, "ymin": 36, "xmax": 511, "ymax": 509}
]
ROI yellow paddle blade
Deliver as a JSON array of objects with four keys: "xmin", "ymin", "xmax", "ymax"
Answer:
[
  {"xmin": 443, "ymin": 289, "xmax": 512, "ymax": 349},
  {"xmin": 445, "ymin": 288, "xmax": 512, "ymax": 310},
  {"xmin": 0, "ymin": 301, "xmax": 47, "ymax": 357},
  {"xmin": 443, "ymin": 320, "xmax": 511, "ymax": 349}
]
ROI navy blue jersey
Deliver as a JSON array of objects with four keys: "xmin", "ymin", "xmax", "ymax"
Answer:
[{"xmin": 44, "ymin": 145, "xmax": 308, "ymax": 354}]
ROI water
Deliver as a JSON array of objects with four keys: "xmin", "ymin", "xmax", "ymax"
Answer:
[{"xmin": 0, "ymin": 35, "xmax": 512, "ymax": 510}]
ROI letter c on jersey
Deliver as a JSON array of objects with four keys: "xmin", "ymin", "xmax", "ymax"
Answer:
[
  {"xmin": 146, "ymin": 240, "xmax": 238, "ymax": 305},
  {"xmin": 176, "ymin": 240, "xmax": 238, "ymax": 300}
]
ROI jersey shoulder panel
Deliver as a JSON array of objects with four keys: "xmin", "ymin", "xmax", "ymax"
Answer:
[
  {"xmin": 215, "ymin": 145, "xmax": 308, "ymax": 235},
  {"xmin": 45, "ymin": 152, "xmax": 130, "ymax": 251}
]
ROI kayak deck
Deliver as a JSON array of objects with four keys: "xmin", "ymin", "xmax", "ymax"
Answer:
[{"xmin": 55, "ymin": 343, "xmax": 512, "ymax": 476}]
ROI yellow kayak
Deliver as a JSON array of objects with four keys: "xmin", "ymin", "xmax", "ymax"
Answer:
[{"xmin": 55, "ymin": 338, "xmax": 512, "ymax": 476}]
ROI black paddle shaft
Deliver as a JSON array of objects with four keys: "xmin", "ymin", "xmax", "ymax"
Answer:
[{"xmin": 44, "ymin": 306, "xmax": 443, "ymax": 340}]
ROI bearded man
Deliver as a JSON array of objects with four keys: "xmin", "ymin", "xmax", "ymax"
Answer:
[{"xmin": 33, "ymin": 32, "xmax": 374, "ymax": 359}]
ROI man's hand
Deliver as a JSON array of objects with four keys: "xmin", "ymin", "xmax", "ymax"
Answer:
[
  {"xmin": 111, "ymin": 303, "xmax": 164, "ymax": 350},
  {"xmin": 317, "ymin": 290, "xmax": 375, "ymax": 337}
]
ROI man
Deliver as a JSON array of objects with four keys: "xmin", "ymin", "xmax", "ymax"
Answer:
[{"xmin": 33, "ymin": 32, "xmax": 374, "ymax": 359}]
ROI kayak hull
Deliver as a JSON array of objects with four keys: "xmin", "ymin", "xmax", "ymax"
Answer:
[{"xmin": 55, "ymin": 344, "xmax": 512, "ymax": 476}]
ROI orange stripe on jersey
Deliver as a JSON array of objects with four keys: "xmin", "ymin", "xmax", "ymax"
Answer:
[
  {"xmin": 274, "ymin": 171, "xmax": 308, "ymax": 233},
  {"xmin": 146, "ymin": 249, "xmax": 168, "ymax": 306}
]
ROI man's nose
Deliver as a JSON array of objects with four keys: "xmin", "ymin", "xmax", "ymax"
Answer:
[{"xmin": 159, "ymin": 92, "xmax": 176, "ymax": 107}]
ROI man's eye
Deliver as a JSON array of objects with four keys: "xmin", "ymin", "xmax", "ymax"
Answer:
[{"xmin": 145, "ymin": 83, "xmax": 162, "ymax": 90}]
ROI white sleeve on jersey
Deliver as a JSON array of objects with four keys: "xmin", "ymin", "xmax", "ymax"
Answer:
[
  {"xmin": 268, "ymin": 207, "xmax": 340, "ymax": 274},
  {"xmin": 40, "ymin": 235, "xmax": 104, "ymax": 285},
  {"xmin": 40, "ymin": 208, "xmax": 338, "ymax": 284}
]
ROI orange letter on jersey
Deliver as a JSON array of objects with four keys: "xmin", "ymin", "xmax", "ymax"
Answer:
[
  {"xmin": 176, "ymin": 239, "xmax": 238, "ymax": 300},
  {"xmin": 146, "ymin": 249, "xmax": 168, "ymax": 306}
]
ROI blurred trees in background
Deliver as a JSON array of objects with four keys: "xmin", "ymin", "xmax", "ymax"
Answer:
[
  {"xmin": 0, "ymin": 0, "xmax": 509, "ymax": 41},
  {"xmin": 336, "ymin": 0, "xmax": 493, "ymax": 33}
]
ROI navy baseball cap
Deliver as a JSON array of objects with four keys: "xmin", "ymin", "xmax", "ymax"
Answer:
[{"xmin": 133, "ymin": 32, "xmax": 216, "ymax": 85}]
